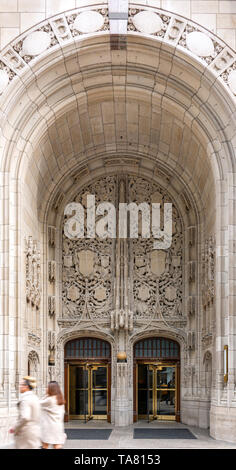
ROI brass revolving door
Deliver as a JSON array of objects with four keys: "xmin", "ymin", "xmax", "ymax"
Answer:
[
  {"xmin": 134, "ymin": 337, "xmax": 180, "ymax": 422},
  {"xmin": 64, "ymin": 338, "xmax": 111, "ymax": 422}
]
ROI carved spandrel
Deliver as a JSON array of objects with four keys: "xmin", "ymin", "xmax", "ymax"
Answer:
[
  {"xmin": 61, "ymin": 175, "xmax": 184, "ymax": 326},
  {"xmin": 62, "ymin": 176, "xmax": 115, "ymax": 320},
  {"xmin": 130, "ymin": 177, "xmax": 183, "ymax": 321}
]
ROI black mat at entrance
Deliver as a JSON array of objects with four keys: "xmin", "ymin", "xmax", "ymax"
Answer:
[
  {"xmin": 65, "ymin": 429, "xmax": 112, "ymax": 440},
  {"xmin": 133, "ymin": 428, "xmax": 197, "ymax": 439}
]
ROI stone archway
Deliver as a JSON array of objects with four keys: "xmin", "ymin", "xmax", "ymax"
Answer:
[{"xmin": 0, "ymin": 2, "xmax": 236, "ymax": 443}]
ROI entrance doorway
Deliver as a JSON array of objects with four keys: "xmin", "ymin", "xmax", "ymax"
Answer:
[
  {"xmin": 137, "ymin": 363, "xmax": 177, "ymax": 420},
  {"xmin": 69, "ymin": 363, "xmax": 108, "ymax": 420},
  {"xmin": 133, "ymin": 338, "xmax": 180, "ymax": 422},
  {"xmin": 64, "ymin": 338, "xmax": 111, "ymax": 422}
]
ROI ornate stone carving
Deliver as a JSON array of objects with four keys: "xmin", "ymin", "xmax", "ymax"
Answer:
[
  {"xmin": 50, "ymin": 16, "xmax": 72, "ymax": 44},
  {"xmin": 61, "ymin": 175, "xmax": 185, "ymax": 334},
  {"xmin": 48, "ymin": 366, "xmax": 55, "ymax": 381},
  {"xmin": 67, "ymin": 8, "xmax": 109, "ymax": 37},
  {"xmin": 128, "ymin": 8, "xmax": 170, "ymax": 37},
  {"xmin": 165, "ymin": 17, "xmax": 186, "ymax": 45},
  {"xmin": 25, "ymin": 237, "xmax": 41, "ymax": 309},
  {"xmin": 201, "ymin": 332, "xmax": 213, "ymax": 348},
  {"xmin": 27, "ymin": 350, "xmax": 40, "ymax": 380},
  {"xmin": 186, "ymin": 31, "xmax": 214, "ymax": 57},
  {"xmin": 48, "ymin": 260, "xmax": 56, "ymax": 282},
  {"xmin": 48, "ymin": 296, "xmax": 55, "ymax": 317},
  {"xmin": 110, "ymin": 309, "xmax": 133, "ymax": 332},
  {"xmin": 202, "ymin": 236, "xmax": 215, "ymax": 307},
  {"xmin": 132, "ymin": 11, "xmax": 163, "ymax": 34},
  {"xmin": 0, "ymin": 69, "xmax": 9, "ymax": 94},
  {"xmin": 48, "ymin": 331, "xmax": 56, "ymax": 366},
  {"xmin": 22, "ymin": 31, "xmax": 51, "ymax": 57},
  {"xmin": 28, "ymin": 332, "xmax": 41, "ymax": 347},
  {"xmin": 73, "ymin": 11, "xmax": 105, "ymax": 34},
  {"xmin": 62, "ymin": 176, "xmax": 115, "ymax": 320},
  {"xmin": 130, "ymin": 177, "xmax": 183, "ymax": 322},
  {"xmin": 0, "ymin": 6, "xmax": 235, "ymax": 98}
]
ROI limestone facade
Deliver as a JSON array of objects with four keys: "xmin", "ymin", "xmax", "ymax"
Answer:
[{"xmin": 0, "ymin": 0, "xmax": 236, "ymax": 445}]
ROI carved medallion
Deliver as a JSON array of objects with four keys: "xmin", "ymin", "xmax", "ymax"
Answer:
[
  {"xmin": 165, "ymin": 286, "xmax": 177, "ymax": 301},
  {"xmin": 76, "ymin": 250, "xmax": 94, "ymax": 277},
  {"xmin": 138, "ymin": 285, "xmax": 150, "ymax": 301},
  {"xmin": 67, "ymin": 286, "xmax": 80, "ymax": 302},
  {"xmin": 94, "ymin": 286, "xmax": 107, "ymax": 301},
  {"xmin": 150, "ymin": 250, "xmax": 166, "ymax": 276}
]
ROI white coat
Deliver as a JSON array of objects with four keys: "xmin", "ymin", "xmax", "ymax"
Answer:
[
  {"xmin": 14, "ymin": 391, "xmax": 41, "ymax": 449},
  {"xmin": 40, "ymin": 395, "xmax": 66, "ymax": 445}
]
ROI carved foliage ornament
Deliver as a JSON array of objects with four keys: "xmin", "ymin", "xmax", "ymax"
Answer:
[
  {"xmin": 131, "ymin": 177, "xmax": 183, "ymax": 321},
  {"xmin": 62, "ymin": 176, "xmax": 115, "ymax": 320},
  {"xmin": 202, "ymin": 236, "xmax": 215, "ymax": 307},
  {"xmin": 25, "ymin": 236, "xmax": 41, "ymax": 309},
  {"xmin": 62, "ymin": 175, "xmax": 184, "ymax": 327},
  {"xmin": 0, "ymin": 6, "xmax": 235, "ymax": 97}
]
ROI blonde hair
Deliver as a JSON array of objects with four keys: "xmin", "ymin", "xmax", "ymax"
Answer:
[{"xmin": 23, "ymin": 376, "xmax": 37, "ymax": 389}]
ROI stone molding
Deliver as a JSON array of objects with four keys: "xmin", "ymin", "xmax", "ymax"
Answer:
[{"xmin": 0, "ymin": 4, "xmax": 235, "ymax": 99}]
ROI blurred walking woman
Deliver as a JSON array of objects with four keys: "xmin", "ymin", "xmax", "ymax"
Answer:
[
  {"xmin": 9, "ymin": 376, "xmax": 41, "ymax": 449},
  {"xmin": 40, "ymin": 381, "xmax": 66, "ymax": 449}
]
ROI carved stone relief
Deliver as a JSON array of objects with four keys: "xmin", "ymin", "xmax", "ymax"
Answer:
[
  {"xmin": 48, "ymin": 331, "xmax": 56, "ymax": 366},
  {"xmin": 48, "ymin": 295, "xmax": 55, "ymax": 317},
  {"xmin": 25, "ymin": 236, "xmax": 41, "ymax": 309},
  {"xmin": 60, "ymin": 174, "xmax": 185, "ymax": 338},
  {"xmin": 62, "ymin": 176, "xmax": 115, "ymax": 320},
  {"xmin": 27, "ymin": 350, "xmax": 40, "ymax": 383},
  {"xmin": 130, "ymin": 177, "xmax": 184, "ymax": 323},
  {"xmin": 48, "ymin": 260, "xmax": 56, "ymax": 282},
  {"xmin": 61, "ymin": 175, "xmax": 184, "ymax": 329},
  {"xmin": 202, "ymin": 236, "xmax": 215, "ymax": 307}
]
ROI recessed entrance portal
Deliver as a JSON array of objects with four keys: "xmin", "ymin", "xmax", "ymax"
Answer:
[
  {"xmin": 64, "ymin": 338, "xmax": 111, "ymax": 422},
  {"xmin": 133, "ymin": 338, "xmax": 180, "ymax": 422}
]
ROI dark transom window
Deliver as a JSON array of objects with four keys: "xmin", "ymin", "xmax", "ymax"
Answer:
[
  {"xmin": 134, "ymin": 338, "xmax": 179, "ymax": 359},
  {"xmin": 65, "ymin": 338, "xmax": 111, "ymax": 359}
]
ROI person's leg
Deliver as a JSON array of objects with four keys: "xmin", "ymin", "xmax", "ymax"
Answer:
[
  {"xmin": 53, "ymin": 444, "xmax": 62, "ymax": 449},
  {"xmin": 41, "ymin": 442, "xmax": 49, "ymax": 449}
]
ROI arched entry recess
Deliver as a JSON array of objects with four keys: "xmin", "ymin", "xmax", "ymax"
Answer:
[
  {"xmin": 133, "ymin": 337, "xmax": 180, "ymax": 422},
  {"xmin": 64, "ymin": 337, "xmax": 111, "ymax": 422},
  {"xmin": 0, "ymin": 2, "xmax": 236, "ymax": 443}
]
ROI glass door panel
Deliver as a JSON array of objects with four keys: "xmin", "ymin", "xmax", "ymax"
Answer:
[
  {"xmin": 137, "ymin": 364, "xmax": 153, "ymax": 417},
  {"xmin": 157, "ymin": 367, "xmax": 175, "ymax": 388},
  {"xmin": 156, "ymin": 390, "xmax": 175, "ymax": 417},
  {"xmin": 137, "ymin": 363, "xmax": 177, "ymax": 421},
  {"xmin": 69, "ymin": 365, "xmax": 88, "ymax": 418},
  {"xmin": 69, "ymin": 363, "xmax": 108, "ymax": 420},
  {"xmin": 92, "ymin": 390, "xmax": 107, "ymax": 415},
  {"xmin": 91, "ymin": 366, "xmax": 107, "ymax": 418},
  {"xmin": 156, "ymin": 366, "xmax": 176, "ymax": 419}
]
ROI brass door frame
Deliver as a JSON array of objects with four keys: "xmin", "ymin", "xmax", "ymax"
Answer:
[
  {"xmin": 136, "ymin": 361, "xmax": 178, "ymax": 421},
  {"xmin": 68, "ymin": 362, "xmax": 108, "ymax": 420}
]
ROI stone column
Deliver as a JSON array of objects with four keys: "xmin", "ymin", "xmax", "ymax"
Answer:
[{"xmin": 115, "ymin": 361, "xmax": 131, "ymax": 426}]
